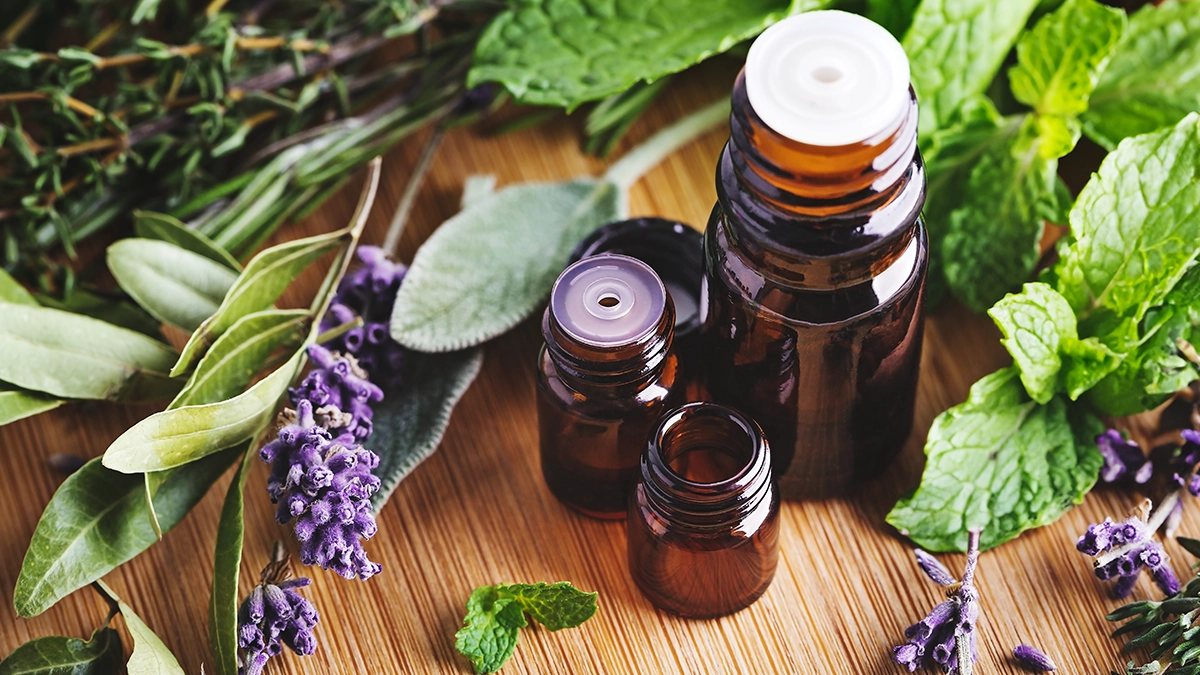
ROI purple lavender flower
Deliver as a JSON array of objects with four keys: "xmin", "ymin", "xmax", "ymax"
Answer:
[
  {"xmin": 1168, "ymin": 429, "xmax": 1200, "ymax": 496},
  {"xmin": 1097, "ymin": 430, "xmax": 1152, "ymax": 484},
  {"xmin": 1077, "ymin": 501, "xmax": 1180, "ymax": 598},
  {"xmin": 319, "ymin": 246, "xmax": 408, "ymax": 391},
  {"xmin": 289, "ymin": 344, "xmax": 383, "ymax": 443},
  {"xmin": 238, "ymin": 577, "xmax": 319, "ymax": 675},
  {"xmin": 893, "ymin": 530, "xmax": 982, "ymax": 675},
  {"xmin": 261, "ymin": 400, "xmax": 382, "ymax": 580},
  {"xmin": 1012, "ymin": 644, "xmax": 1056, "ymax": 672}
]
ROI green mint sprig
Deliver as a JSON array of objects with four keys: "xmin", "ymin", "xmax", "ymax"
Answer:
[{"xmin": 455, "ymin": 582, "xmax": 599, "ymax": 674}]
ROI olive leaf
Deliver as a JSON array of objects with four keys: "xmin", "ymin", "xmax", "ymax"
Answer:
[
  {"xmin": 0, "ymin": 303, "xmax": 178, "ymax": 401},
  {"xmin": 13, "ymin": 448, "xmax": 240, "ymax": 617},
  {"xmin": 372, "ymin": 347, "xmax": 484, "ymax": 509},
  {"xmin": 0, "ymin": 268, "xmax": 36, "ymax": 305},
  {"xmin": 0, "ymin": 627, "xmax": 122, "ymax": 675},
  {"xmin": 208, "ymin": 451, "xmax": 253, "ymax": 675},
  {"xmin": 107, "ymin": 239, "xmax": 240, "ymax": 332},
  {"xmin": 0, "ymin": 386, "xmax": 62, "ymax": 427},
  {"xmin": 33, "ymin": 288, "xmax": 163, "ymax": 338},
  {"xmin": 134, "ymin": 210, "xmax": 241, "ymax": 270},
  {"xmin": 95, "ymin": 580, "xmax": 185, "ymax": 675}
]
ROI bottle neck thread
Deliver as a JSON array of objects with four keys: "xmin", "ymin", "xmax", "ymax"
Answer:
[{"xmin": 543, "ymin": 303, "xmax": 674, "ymax": 389}]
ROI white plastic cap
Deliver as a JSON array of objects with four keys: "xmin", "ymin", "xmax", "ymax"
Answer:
[
  {"xmin": 745, "ymin": 10, "xmax": 910, "ymax": 147},
  {"xmin": 550, "ymin": 254, "xmax": 666, "ymax": 348}
]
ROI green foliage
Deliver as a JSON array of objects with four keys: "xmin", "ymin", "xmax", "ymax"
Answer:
[
  {"xmin": 134, "ymin": 211, "xmax": 240, "ymax": 270},
  {"xmin": 0, "ymin": 386, "xmax": 61, "ymax": 427},
  {"xmin": 94, "ymin": 581, "xmax": 186, "ymax": 675},
  {"xmin": 886, "ymin": 367, "xmax": 1102, "ymax": 552},
  {"xmin": 208, "ymin": 452, "xmax": 253, "ymax": 675},
  {"xmin": 107, "ymin": 239, "xmax": 240, "ymax": 331},
  {"xmin": 0, "ymin": 627, "xmax": 122, "ymax": 675},
  {"xmin": 1108, "ymin": 575, "xmax": 1200, "ymax": 674},
  {"xmin": 455, "ymin": 582, "xmax": 598, "ymax": 674},
  {"xmin": 1084, "ymin": 0, "xmax": 1200, "ymax": 150}
]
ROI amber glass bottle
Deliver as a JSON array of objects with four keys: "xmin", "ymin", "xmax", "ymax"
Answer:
[
  {"xmin": 628, "ymin": 402, "xmax": 779, "ymax": 618},
  {"xmin": 538, "ymin": 254, "xmax": 678, "ymax": 519},
  {"xmin": 702, "ymin": 11, "xmax": 928, "ymax": 498}
]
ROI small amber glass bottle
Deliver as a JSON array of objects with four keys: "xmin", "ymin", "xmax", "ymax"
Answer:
[
  {"xmin": 702, "ymin": 11, "xmax": 928, "ymax": 497},
  {"xmin": 538, "ymin": 254, "xmax": 678, "ymax": 519},
  {"xmin": 628, "ymin": 402, "xmax": 780, "ymax": 619}
]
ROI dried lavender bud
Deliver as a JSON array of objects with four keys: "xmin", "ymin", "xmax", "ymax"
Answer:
[
  {"xmin": 1078, "ymin": 496, "xmax": 1181, "ymax": 599},
  {"xmin": 1012, "ymin": 644, "xmax": 1056, "ymax": 671},
  {"xmin": 1097, "ymin": 430, "xmax": 1153, "ymax": 484},
  {"xmin": 261, "ymin": 399, "xmax": 382, "ymax": 581},
  {"xmin": 915, "ymin": 549, "xmax": 957, "ymax": 586},
  {"xmin": 289, "ymin": 344, "xmax": 383, "ymax": 442},
  {"xmin": 46, "ymin": 453, "xmax": 87, "ymax": 475},
  {"xmin": 238, "ymin": 577, "xmax": 319, "ymax": 675},
  {"xmin": 318, "ymin": 246, "xmax": 409, "ymax": 391}
]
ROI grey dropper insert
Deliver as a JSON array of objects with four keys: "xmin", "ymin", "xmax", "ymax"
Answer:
[{"xmin": 551, "ymin": 254, "xmax": 667, "ymax": 348}]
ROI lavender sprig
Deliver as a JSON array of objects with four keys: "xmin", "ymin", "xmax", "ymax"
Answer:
[
  {"xmin": 1013, "ymin": 644, "xmax": 1057, "ymax": 672},
  {"xmin": 893, "ymin": 529, "xmax": 982, "ymax": 675},
  {"xmin": 1077, "ymin": 497, "xmax": 1181, "ymax": 598},
  {"xmin": 237, "ymin": 544, "xmax": 320, "ymax": 675},
  {"xmin": 318, "ymin": 246, "xmax": 409, "ymax": 391},
  {"xmin": 1098, "ymin": 429, "xmax": 1153, "ymax": 485}
]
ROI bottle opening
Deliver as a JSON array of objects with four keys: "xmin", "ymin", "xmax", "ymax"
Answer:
[
  {"xmin": 811, "ymin": 65, "xmax": 844, "ymax": 84},
  {"xmin": 648, "ymin": 403, "xmax": 769, "ymax": 494}
]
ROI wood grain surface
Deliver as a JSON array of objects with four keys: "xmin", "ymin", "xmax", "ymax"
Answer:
[{"xmin": 0, "ymin": 67, "xmax": 1178, "ymax": 674}]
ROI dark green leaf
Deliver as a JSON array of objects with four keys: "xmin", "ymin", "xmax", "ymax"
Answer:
[
  {"xmin": 391, "ymin": 179, "xmax": 621, "ymax": 352},
  {"xmin": 0, "ymin": 303, "xmax": 178, "ymax": 401},
  {"xmin": 499, "ymin": 582, "xmax": 599, "ymax": 631},
  {"xmin": 33, "ymin": 289, "xmax": 162, "ymax": 339},
  {"xmin": 94, "ymin": 580, "xmax": 185, "ymax": 675},
  {"xmin": 107, "ymin": 239, "xmax": 240, "ymax": 332},
  {"xmin": 371, "ymin": 347, "xmax": 484, "ymax": 509},
  {"xmin": 13, "ymin": 448, "xmax": 239, "ymax": 617},
  {"xmin": 886, "ymin": 367, "xmax": 1102, "ymax": 551},
  {"xmin": 209, "ymin": 451, "xmax": 252, "ymax": 675},
  {"xmin": 467, "ymin": 0, "xmax": 827, "ymax": 109},
  {"xmin": 0, "ymin": 386, "xmax": 62, "ymax": 427},
  {"xmin": 0, "ymin": 628, "xmax": 122, "ymax": 675},
  {"xmin": 134, "ymin": 211, "xmax": 240, "ymax": 270},
  {"xmin": 1083, "ymin": 0, "xmax": 1200, "ymax": 149},
  {"xmin": 0, "ymin": 268, "xmax": 37, "ymax": 306},
  {"xmin": 1106, "ymin": 600, "xmax": 1156, "ymax": 622},
  {"xmin": 1087, "ymin": 305, "xmax": 1199, "ymax": 416},
  {"xmin": 866, "ymin": 0, "xmax": 921, "ymax": 38},
  {"xmin": 1179, "ymin": 537, "xmax": 1200, "ymax": 561}
]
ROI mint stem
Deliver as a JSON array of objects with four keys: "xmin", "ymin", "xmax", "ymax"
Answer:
[{"xmin": 602, "ymin": 98, "xmax": 729, "ymax": 192}]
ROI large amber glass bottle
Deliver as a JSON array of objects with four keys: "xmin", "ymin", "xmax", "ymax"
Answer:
[{"xmin": 702, "ymin": 11, "xmax": 928, "ymax": 498}]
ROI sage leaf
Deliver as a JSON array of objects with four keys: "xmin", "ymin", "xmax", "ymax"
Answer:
[
  {"xmin": 208, "ymin": 451, "xmax": 252, "ymax": 675},
  {"xmin": 0, "ymin": 386, "xmax": 62, "ymax": 427},
  {"xmin": 33, "ymin": 289, "xmax": 162, "ymax": 339},
  {"xmin": 95, "ymin": 580, "xmax": 185, "ymax": 675},
  {"xmin": 134, "ymin": 210, "xmax": 241, "ymax": 270},
  {"xmin": 108, "ymin": 239, "xmax": 240, "ymax": 332},
  {"xmin": 1083, "ymin": 0, "xmax": 1200, "ymax": 149},
  {"xmin": 0, "ymin": 267, "xmax": 36, "ymax": 305},
  {"xmin": 0, "ymin": 628, "xmax": 122, "ymax": 675},
  {"xmin": 904, "ymin": 0, "xmax": 1040, "ymax": 134},
  {"xmin": 173, "ymin": 309, "xmax": 310, "ymax": 407},
  {"xmin": 886, "ymin": 367, "xmax": 1103, "ymax": 552},
  {"xmin": 0, "ymin": 303, "xmax": 178, "ymax": 401},
  {"xmin": 172, "ymin": 229, "xmax": 345, "ymax": 376},
  {"xmin": 372, "ymin": 347, "xmax": 484, "ymax": 509},
  {"xmin": 103, "ymin": 348, "xmax": 305, "ymax": 473},
  {"xmin": 467, "ymin": 0, "xmax": 827, "ymax": 109},
  {"xmin": 390, "ymin": 179, "xmax": 621, "ymax": 352},
  {"xmin": 13, "ymin": 448, "xmax": 239, "ymax": 617}
]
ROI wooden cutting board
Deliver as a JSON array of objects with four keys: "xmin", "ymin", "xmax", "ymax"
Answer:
[{"xmin": 0, "ymin": 68, "xmax": 1173, "ymax": 674}]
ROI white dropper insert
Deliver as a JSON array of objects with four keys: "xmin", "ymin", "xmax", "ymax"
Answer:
[
  {"xmin": 745, "ymin": 10, "xmax": 910, "ymax": 147},
  {"xmin": 551, "ymin": 254, "xmax": 666, "ymax": 348}
]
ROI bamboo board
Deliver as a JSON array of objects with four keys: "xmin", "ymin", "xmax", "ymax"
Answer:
[{"xmin": 0, "ymin": 69, "xmax": 1172, "ymax": 674}]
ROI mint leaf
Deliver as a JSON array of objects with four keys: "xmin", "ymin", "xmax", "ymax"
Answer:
[
  {"xmin": 989, "ymin": 283, "xmax": 1077, "ymax": 403},
  {"xmin": 1008, "ymin": 0, "xmax": 1126, "ymax": 120},
  {"xmin": 886, "ymin": 367, "xmax": 1102, "ymax": 552},
  {"xmin": 1088, "ymin": 305, "xmax": 1200, "ymax": 417},
  {"xmin": 867, "ymin": 0, "xmax": 921, "ymax": 38},
  {"xmin": 1083, "ymin": 0, "xmax": 1200, "ymax": 150},
  {"xmin": 455, "ymin": 582, "xmax": 597, "ymax": 674},
  {"xmin": 1054, "ymin": 113, "xmax": 1200, "ymax": 320},
  {"xmin": 942, "ymin": 118, "xmax": 1058, "ymax": 312},
  {"xmin": 467, "ymin": 0, "xmax": 826, "ymax": 109},
  {"xmin": 903, "ymin": 0, "xmax": 1040, "ymax": 134}
]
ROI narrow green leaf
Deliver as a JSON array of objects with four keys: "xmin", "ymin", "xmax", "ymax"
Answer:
[
  {"xmin": 1083, "ymin": 0, "xmax": 1200, "ymax": 149},
  {"xmin": 0, "ymin": 628, "xmax": 122, "ymax": 675},
  {"xmin": 95, "ymin": 580, "xmax": 185, "ymax": 675},
  {"xmin": 0, "ymin": 268, "xmax": 37, "ymax": 305},
  {"xmin": 208, "ymin": 451, "xmax": 252, "ymax": 675},
  {"xmin": 134, "ymin": 211, "xmax": 240, "ymax": 270},
  {"xmin": 13, "ymin": 449, "xmax": 239, "ymax": 617},
  {"xmin": 903, "ymin": 0, "xmax": 1040, "ymax": 134},
  {"xmin": 0, "ymin": 303, "xmax": 178, "ymax": 401},
  {"xmin": 172, "ymin": 230, "xmax": 345, "ymax": 376},
  {"xmin": 33, "ymin": 289, "xmax": 162, "ymax": 339},
  {"xmin": 372, "ymin": 347, "xmax": 484, "ymax": 509},
  {"xmin": 108, "ymin": 239, "xmax": 240, "ymax": 332},
  {"xmin": 0, "ymin": 386, "xmax": 62, "ymax": 427},
  {"xmin": 103, "ymin": 348, "xmax": 305, "ymax": 473},
  {"xmin": 391, "ymin": 179, "xmax": 621, "ymax": 352}
]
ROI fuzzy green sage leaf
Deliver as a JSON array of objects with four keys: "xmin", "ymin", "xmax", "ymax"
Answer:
[
  {"xmin": 107, "ymin": 239, "xmax": 240, "ymax": 332},
  {"xmin": 95, "ymin": 580, "xmax": 185, "ymax": 675},
  {"xmin": 134, "ymin": 211, "xmax": 241, "ymax": 270},
  {"xmin": 0, "ymin": 627, "xmax": 122, "ymax": 675},
  {"xmin": 886, "ymin": 367, "xmax": 1103, "ymax": 552},
  {"xmin": 372, "ymin": 347, "xmax": 484, "ymax": 509},
  {"xmin": 0, "ymin": 303, "xmax": 178, "ymax": 401},
  {"xmin": 455, "ymin": 582, "xmax": 598, "ymax": 674},
  {"xmin": 14, "ymin": 448, "xmax": 240, "ymax": 617},
  {"xmin": 209, "ymin": 451, "xmax": 253, "ymax": 675}
]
